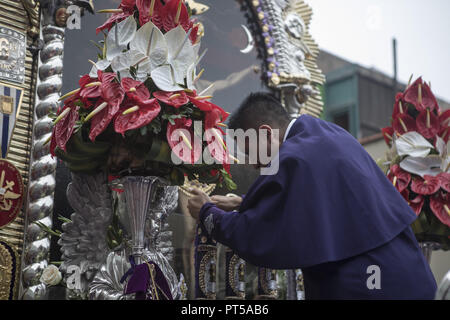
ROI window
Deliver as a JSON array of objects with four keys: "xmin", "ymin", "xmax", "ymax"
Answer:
[{"xmin": 333, "ymin": 111, "xmax": 350, "ymax": 132}]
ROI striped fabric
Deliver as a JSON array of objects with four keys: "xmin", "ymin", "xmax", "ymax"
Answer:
[{"xmin": 0, "ymin": 84, "xmax": 22, "ymax": 158}]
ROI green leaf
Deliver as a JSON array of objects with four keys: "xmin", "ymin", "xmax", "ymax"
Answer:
[{"xmin": 58, "ymin": 215, "xmax": 72, "ymax": 224}]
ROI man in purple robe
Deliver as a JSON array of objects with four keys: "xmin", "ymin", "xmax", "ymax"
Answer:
[{"xmin": 187, "ymin": 93, "xmax": 437, "ymax": 300}]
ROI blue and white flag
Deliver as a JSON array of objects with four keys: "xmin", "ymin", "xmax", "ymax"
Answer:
[{"xmin": 0, "ymin": 83, "xmax": 23, "ymax": 158}]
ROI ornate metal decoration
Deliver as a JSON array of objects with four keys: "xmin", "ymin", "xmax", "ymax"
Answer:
[
  {"xmin": 20, "ymin": 0, "xmax": 93, "ymax": 300},
  {"xmin": 20, "ymin": 23, "xmax": 64, "ymax": 300},
  {"xmin": 20, "ymin": 0, "xmax": 41, "ymax": 38},
  {"xmin": 0, "ymin": 160, "xmax": 25, "ymax": 229},
  {"xmin": 436, "ymin": 270, "xmax": 450, "ymax": 300},
  {"xmin": 0, "ymin": 240, "xmax": 20, "ymax": 300},
  {"xmin": 256, "ymin": 267, "xmax": 278, "ymax": 299},
  {"xmin": 0, "ymin": 27, "xmax": 27, "ymax": 84},
  {"xmin": 195, "ymin": 222, "xmax": 217, "ymax": 300},
  {"xmin": 225, "ymin": 247, "xmax": 246, "ymax": 300},
  {"xmin": 244, "ymin": 0, "xmax": 325, "ymax": 118},
  {"xmin": 88, "ymin": 179, "xmax": 180, "ymax": 300},
  {"xmin": 57, "ymin": 172, "xmax": 113, "ymax": 299}
]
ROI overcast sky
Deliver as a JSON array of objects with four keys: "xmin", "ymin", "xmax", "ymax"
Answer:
[{"xmin": 306, "ymin": 0, "xmax": 450, "ymax": 102}]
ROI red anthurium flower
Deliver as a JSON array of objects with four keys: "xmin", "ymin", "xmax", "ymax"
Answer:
[
  {"xmin": 387, "ymin": 164, "xmax": 411, "ymax": 193},
  {"xmin": 153, "ymin": 91, "xmax": 189, "ymax": 108},
  {"xmin": 416, "ymin": 109, "xmax": 440, "ymax": 139},
  {"xmin": 409, "ymin": 194, "xmax": 425, "ymax": 216},
  {"xmin": 96, "ymin": 0, "xmax": 136, "ymax": 34},
  {"xmin": 50, "ymin": 104, "xmax": 80, "ymax": 156},
  {"xmin": 440, "ymin": 109, "xmax": 450, "ymax": 127},
  {"xmin": 438, "ymin": 126, "xmax": 450, "ymax": 143},
  {"xmin": 392, "ymin": 113, "xmax": 416, "ymax": 135},
  {"xmin": 137, "ymin": 0, "xmax": 164, "ymax": 29},
  {"xmin": 114, "ymin": 98, "xmax": 161, "ymax": 135},
  {"xmin": 438, "ymin": 172, "xmax": 450, "ymax": 193},
  {"xmin": 188, "ymin": 95, "xmax": 228, "ymax": 122},
  {"xmin": 392, "ymin": 93, "xmax": 405, "ymax": 119},
  {"xmin": 167, "ymin": 118, "xmax": 202, "ymax": 164},
  {"xmin": 121, "ymin": 77, "xmax": 150, "ymax": 101},
  {"xmin": 205, "ymin": 106, "xmax": 228, "ymax": 130},
  {"xmin": 411, "ymin": 175, "xmax": 441, "ymax": 195},
  {"xmin": 188, "ymin": 95, "xmax": 213, "ymax": 111},
  {"xmin": 89, "ymin": 79, "xmax": 125, "ymax": 141},
  {"xmin": 430, "ymin": 192, "xmax": 450, "ymax": 228},
  {"xmin": 205, "ymin": 126, "xmax": 229, "ymax": 164},
  {"xmin": 404, "ymin": 77, "xmax": 439, "ymax": 112},
  {"xmin": 162, "ymin": 0, "xmax": 190, "ymax": 32},
  {"xmin": 79, "ymin": 75, "xmax": 100, "ymax": 99},
  {"xmin": 400, "ymin": 188, "xmax": 409, "ymax": 201},
  {"xmin": 381, "ymin": 126, "xmax": 394, "ymax": 146}
]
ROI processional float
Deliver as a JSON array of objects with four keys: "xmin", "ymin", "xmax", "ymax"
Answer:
[{"xmin": 0, "ymin": 0, "xmax": 324, "ymax": 300}]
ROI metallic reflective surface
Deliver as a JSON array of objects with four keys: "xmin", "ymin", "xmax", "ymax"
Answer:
[
  {"xmin": 58, "ymin": 172, "xmax": 113, "ymax": 299},
  {"xmin": 89, "ymin": 178, "xmax": 180, "ymax": 300},
  {"xmin": 20, "ymin": 24, "xmax": 64, "ymax": 300},
  {"xmin": 436, "ymin": 270, "xmax": 450, "ymax": 300}
]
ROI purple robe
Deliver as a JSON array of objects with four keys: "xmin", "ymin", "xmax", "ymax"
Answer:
[{"xmin": 200, "ymin": 115, "xmax": 437, "ymax": 299}]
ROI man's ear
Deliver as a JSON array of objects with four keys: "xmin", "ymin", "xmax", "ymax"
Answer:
[{"xmin": 259, "ymin": 124, "xmax": 273, "ymax": 137}]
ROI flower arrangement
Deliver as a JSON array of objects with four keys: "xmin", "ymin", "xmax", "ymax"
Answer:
[
  {"xmin": 49, "ymin": 0, "xmax": 236, "ymax": 190},
  {"xmin": 380, "ymin": 77, "xmax": 450, "ymax": 249}
]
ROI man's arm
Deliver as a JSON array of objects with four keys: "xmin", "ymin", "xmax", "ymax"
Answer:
[{"xmin": 189, "ymin": 181, "xmax": 295, "ymax": 269}]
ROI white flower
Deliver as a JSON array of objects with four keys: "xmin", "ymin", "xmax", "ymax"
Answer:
[
  {"xmin": 89, "ymin": 16, "xmax": 137, "ymax": 78},
  {"xmin": 40, "ymin": 265, "xmax": 62, "ymax": 286},
  {"xmin": 400, "ymin": 155, "xmax": 442, "ymax": 177},
  {"xmin": 149, "ymin": 25, "xmax": 197, "ymax": 91},
  {"xmin": 89, "ymin": 20, "xmax": 201, "ymax": 91},
  {"xmin": 395, "ymin": 131, "xmax": 434, "ymax": 158}
]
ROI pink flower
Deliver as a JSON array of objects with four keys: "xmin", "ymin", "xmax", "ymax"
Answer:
[
  {"xmin": 166, "ymin": 118, "xmax": 202, "ymax": 164},
  {"xmin": 411, "ymin": 175, "xmax": 441, "ymax": 196},
  {"xmin": 404, "ymin": 77, "xmax": 439, "ymax": 112},
  {"xmin": 430, "ymin": 192, "xmax": 450, "ymax": 228},
  {"xmin": 438, "ymin": 172, "xmax": 450, "ymax": 193},
  {"xmin": 416, "ymin": 109, "xmax": 440, "ymax": 139},
  {"xmin": 392, "ymin": 113, "xmax": 416, "ymax": 135},
  {"xmin": 153, "ymin": 91, "xmax": 189, "ymax": 108},
  {"xmin": 387, "ymin": 164, "xmax": 411, "ymax": 193}
]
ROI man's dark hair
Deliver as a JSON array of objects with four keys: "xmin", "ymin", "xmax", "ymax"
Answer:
[{"xmin": 228, "ymin": 92, "xmax": 291, "ymax": 131}]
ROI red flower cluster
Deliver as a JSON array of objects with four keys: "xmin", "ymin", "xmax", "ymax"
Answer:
[
  {"xmin": 96, "ymin": 0, "xmax": 199, "ymax": 44},
  {"xmin": 157, "ymin": 89, "xmax": 230, "ymax": 167},
  {"xmin": 382, "ymin": 77, "xmax": 450, "ymax": 145},
  {"xmin": 51, "ymin": 71, "xmax": 160, "ymax": 155},
  {"xmin": 389, "ymin": 166, "xmax": 450, "ymax": 226},
  {"xmin": 383, "ymin": 78, "xmax": 450, "ymax": 229},
  {"xmin": 52, "ymin": 72, "xmax": 230, "ymax": 169}
]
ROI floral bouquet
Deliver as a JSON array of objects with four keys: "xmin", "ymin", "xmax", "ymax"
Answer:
[
  {"xmin": 380, "ymin": 77, "xmax": 450, "ymax": 249},
  {"xmin": 49, "ymin": 0, "xmax": 236, "ymax": 190}
]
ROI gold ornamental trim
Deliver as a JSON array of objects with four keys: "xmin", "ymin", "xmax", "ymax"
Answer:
[{"xmin": 0, "ymin": 240, "xmax": 20, "ymax": 300}]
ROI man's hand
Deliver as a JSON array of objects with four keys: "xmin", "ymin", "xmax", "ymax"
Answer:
[
  {"xmin": 210, "ymin": 195, "xmax": 243, "ymax": 211},
  {"xmin": 187, "ymin": 188, "xmax": 212, "ymax": 222}
]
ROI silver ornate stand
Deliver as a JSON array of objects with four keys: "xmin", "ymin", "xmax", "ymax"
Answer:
[
  {"xmin": 419, "ymin": 242, "xmax": 441, "ymax": 265},
  {"xmin": 88, "ymin": 176, "xmax": 180, "ymax": 300},
  {"xmin": 20, "ymin": 24, "xmax": 65, "ymax": 300}
]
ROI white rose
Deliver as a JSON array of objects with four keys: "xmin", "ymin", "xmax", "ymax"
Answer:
[{"xmin": 40, "ymin": 265, "xmax": 62, "ymax": 286}]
